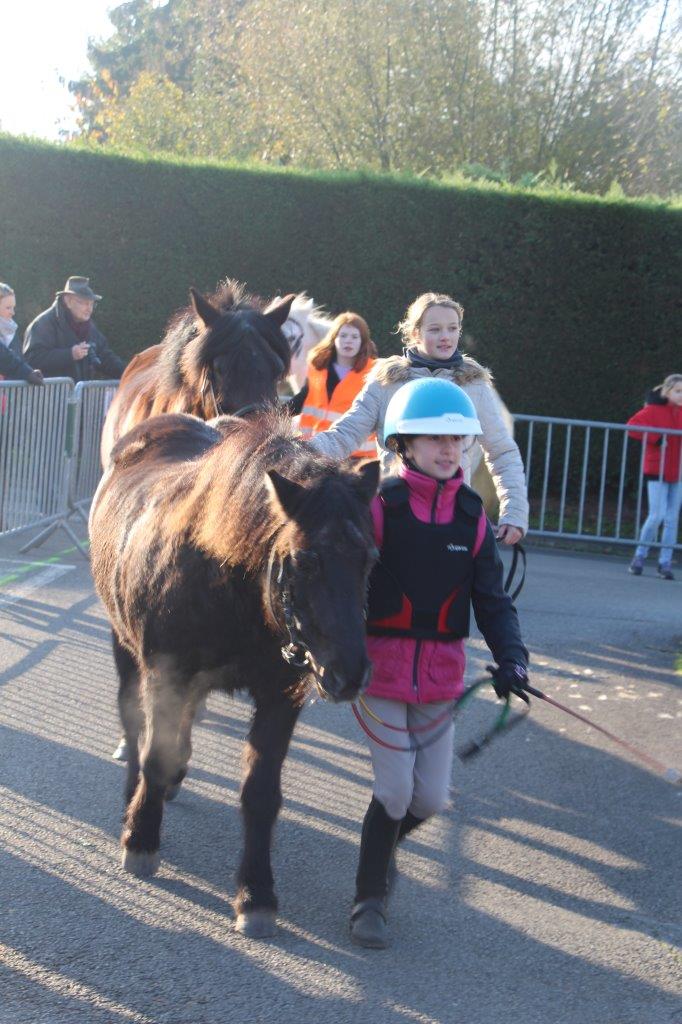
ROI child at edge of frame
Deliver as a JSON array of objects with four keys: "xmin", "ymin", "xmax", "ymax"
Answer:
[
  {"xmin": 626, "ymin": 373, "xmax": 682, "ymax": 581},
  {"xmin": 350, "ymin": 376, "xmax": 530, "ymax": 950}
]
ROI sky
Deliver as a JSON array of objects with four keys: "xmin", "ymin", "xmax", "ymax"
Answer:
[
  {"xmin": 0, "ymin": 1, "xmax": 117, "ymax": 139},
  {"xmin": 0, "ymin": 1, "xmax": 674, "ymax": 141}
]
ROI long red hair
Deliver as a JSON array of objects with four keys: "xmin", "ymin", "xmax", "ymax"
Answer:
[{"xmin": 308, "ymin": 312, "xmax": 377, "ymax": 372}]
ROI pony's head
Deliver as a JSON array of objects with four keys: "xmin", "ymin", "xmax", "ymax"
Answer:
[
  {"xmin": 265, "ymin": 457, "xmax": 380, "ymax": 702},
  {"xmin": 275, "ymin": 293, "xmax": 334, "ymax": 392},
  {"xmin": 181, "ymin": 282, "xmax": 294, "ymax": 416}
]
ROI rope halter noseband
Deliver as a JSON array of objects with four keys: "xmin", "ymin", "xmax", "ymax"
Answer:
[
  {"xmin": 202, "ymin": 364, "xmax": 273, "ymax": 422},
  {"xmin": 202, "ymin": 366, "xmax": 222, "ymax": 418},
  {"xmin": 264, "ymin": 545, "xmax": 320, "ymax": 676}
]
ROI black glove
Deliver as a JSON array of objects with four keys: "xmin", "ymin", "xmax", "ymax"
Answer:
[
  {"xmin": 27, "ymin": 369, "xmax": 44, "ymax": 386},
  {"xmin": 487, "ymin": 662, "xmax": 529, "ymax": 701}
]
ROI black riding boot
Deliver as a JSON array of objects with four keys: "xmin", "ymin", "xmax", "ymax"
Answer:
[
  {"xmin": 350, "ymin": 797, "xmax": 401, "ymax": 948},
  {"xmin": 387, "ymin": 810, "xmax": 425, "ymax": 897},
  {"xmin": 398, "ymin": 810, "xmax": 425, "ymax": 841}
]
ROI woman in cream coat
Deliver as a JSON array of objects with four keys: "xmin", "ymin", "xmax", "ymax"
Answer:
[{"xmin": 309, "ymin": 292, "xmax": 528, "ymax": 541}]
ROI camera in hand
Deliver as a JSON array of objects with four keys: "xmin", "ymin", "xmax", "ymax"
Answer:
[{"xmin": 85, "ymin": 343, "xmax": 102, "ymax": 370}]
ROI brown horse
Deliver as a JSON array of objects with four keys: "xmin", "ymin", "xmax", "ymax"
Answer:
[
  {"xmin": 89, "ymin": 409, "xmax": 379, "ymax": 937},
  {"xmin": 100, "ymin": 280, "xmax": 294, "ymax": 466}
]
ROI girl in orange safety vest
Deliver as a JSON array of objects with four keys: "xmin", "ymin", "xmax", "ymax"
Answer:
[{"xmin": 290, "ymin": 312, "xmax": 379, "ymax": 458}]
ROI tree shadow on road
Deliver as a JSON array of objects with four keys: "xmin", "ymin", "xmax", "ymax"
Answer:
[
  {"xmin": 1, "ymin": 688, "xmax": 680, "ymax": 1024},
  {"xmin": 1, "ymin": 590, "xmax": 111, "ymax": 648}
]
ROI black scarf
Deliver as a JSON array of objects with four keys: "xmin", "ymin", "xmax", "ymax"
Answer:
[
  {"xmin": 404, "ymin": 347, "xmax": 464, "ymax": 373},
  {"xmin": 64, "ymin": 305, "xmax": 91, "ymax": 342}
]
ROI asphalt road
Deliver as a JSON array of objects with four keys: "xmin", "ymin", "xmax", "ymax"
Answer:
[{"xmin": 0, "ymin": 526, "xmax": 680, "ymax": 1024}]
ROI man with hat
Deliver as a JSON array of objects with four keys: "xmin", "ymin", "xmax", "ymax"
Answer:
[{"xmin": 23, "ymin": 276, "xmax": 125, "ymax": 382}]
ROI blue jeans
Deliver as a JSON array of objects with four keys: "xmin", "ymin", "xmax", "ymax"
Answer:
[{"xmin": 635, "ymin": 480, "xmax": 682, "ymax": 564}]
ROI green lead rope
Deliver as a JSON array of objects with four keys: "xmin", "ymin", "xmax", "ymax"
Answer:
[{"xmin": 454, "ymin": 676, "xmax": 529, "ymax": 761}]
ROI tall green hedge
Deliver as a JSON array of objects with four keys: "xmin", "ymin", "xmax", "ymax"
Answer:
[{"xmin": 1, "ymin": 136, "xmax": 680, "ymax": 422}]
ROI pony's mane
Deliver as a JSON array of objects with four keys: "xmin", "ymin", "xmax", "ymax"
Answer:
[
  {"xmin": 158, "ymin": 279, "xmax": 265, "ymax": 390},
  {"xmin": 287, "ymin": 293, "xmax": 333, "ymax": 334},
  {"xmin": 190, "ymin": 410, "xmax": 364, "ymax": 573}
]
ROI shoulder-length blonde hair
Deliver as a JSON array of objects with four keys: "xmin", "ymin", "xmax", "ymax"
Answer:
[
  {"xmin": 397, "ymin": 292, "xmax": 464, "ymax": 347},
  {"xmin": 309, "ymin": 312, "xmax": 377, "ymax": 372},
  {"xmin": 661, "ymin": 373, "xmax": 682, "ymax": 397}
]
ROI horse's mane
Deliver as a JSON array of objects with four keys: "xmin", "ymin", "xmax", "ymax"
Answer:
[
  {"xmin": 189, "ymin": 410, "xmax": 365, "ymax": 573},
  {"xmin": 285, "ymin": 295, "xmax": 334, "ymax": 342},
  {"xmin": 158, "ymin": 279, "xmax": 265, "ymax": 391}
]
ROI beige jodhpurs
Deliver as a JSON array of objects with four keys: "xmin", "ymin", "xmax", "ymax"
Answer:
[{"xmin": 361, "ymin": 695, "xmax": 454, "ymax": 821}]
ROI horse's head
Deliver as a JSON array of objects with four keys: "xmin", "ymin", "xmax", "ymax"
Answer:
[
  {"xmin": 276, "ymin": 294, "xmax": 334, "ymax": 392},
  {"xmin": 266, "ymin": 459, "xmax": 380, "ymax": 702},
  {"xmin": 188, "ymin": 287, "xmax": 295, "ymax": 416}
]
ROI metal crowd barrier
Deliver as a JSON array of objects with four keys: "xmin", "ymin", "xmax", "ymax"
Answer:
[
  {"xmin": 1, "ymin": 388, "xmax": 680, "ymax": 558},
  {"xmin": 0, "ymin": 379, "xmax": 119, "ymax": 556},
  {"xmin": 69, "ymin": 381, "xmax": 119, "ymax": 520},
  {"xmin": 514, "ymin": 414, "xmax": 682, "ymax": 552},
  {"xmin": 0, "ymin": 378, "xmax": 74, "ymax": 539}
]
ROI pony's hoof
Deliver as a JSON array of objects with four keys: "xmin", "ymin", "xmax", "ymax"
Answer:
[
  {"xmin": 112, "ymin": 738, "xmax": 129, "ymax": 761},
  {"xmin": 121, "ymin": 849, "xmax": 160, "ymax": 877},
  {"xmin": 234, "ymin": 910, "xmax": 278, "ymax": 938},
  {"xmin": 165, "ymin": 781, "xmax": 182, "ymax": 801}
]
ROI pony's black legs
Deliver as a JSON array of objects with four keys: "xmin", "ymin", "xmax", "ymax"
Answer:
[
  {"xmin": 235, "ymin": 692, "xmax": 301, "ymax": 937},
  {"xmin": 120, "ymin": 669, "xmax": 188, "ymax": 877},
  {"xmin": 164, "ymin": 695, "xmax": 199, "ymax": 801},
  {"xmin": 112, "ymin": 632, "xmax": 142, "ymax": 805}
]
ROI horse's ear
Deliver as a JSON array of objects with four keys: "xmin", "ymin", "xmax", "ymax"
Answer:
[
  {"xmin": 190, "ymin": 287, "xmax": 221, "ymax": 328},
  {"xmin": 264, "ymin": 293, "xmax": 296, "ymax": 328},
  {"xmin": 354, "ymin": 460, "xmax": 381, "ymax": 503},
  {"xmin": 266, "ymin": 469, "xmax": 308, "ymax": 519}
]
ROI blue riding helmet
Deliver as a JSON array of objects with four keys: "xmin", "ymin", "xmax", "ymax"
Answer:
[{"xmin": 383, "ymin": 378, "xmax": 482, "ymax": 445}]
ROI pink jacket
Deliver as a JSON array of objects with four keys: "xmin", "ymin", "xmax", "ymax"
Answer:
[{"xmin": 365, "ymin": 465, "xmax": 487, "ymax": 704}]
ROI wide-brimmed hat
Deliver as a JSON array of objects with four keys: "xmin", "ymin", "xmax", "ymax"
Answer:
[{"xmin": 56, "ymin": 276, "xmax": 102, "ymax": 301}]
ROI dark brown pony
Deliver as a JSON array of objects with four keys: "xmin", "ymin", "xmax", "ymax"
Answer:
[
  {"xmin": 100, "ymin": 280, "xmax": 294, "ymax": 466},
  {"xmin": 89, "ymin": 409, "xmax": 379, "ymax": 937}
]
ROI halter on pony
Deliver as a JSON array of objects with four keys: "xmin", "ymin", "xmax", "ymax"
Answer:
[
  {"xmin": 264, "ymin": 546, "xmax": 325, "ymax": 681},
  {"xmin": 201, "ymin": 365, "xmax": 268, "ymax": 421}
]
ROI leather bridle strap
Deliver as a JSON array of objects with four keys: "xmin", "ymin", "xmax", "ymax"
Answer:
[
  {"xmin": 503, "ymin": 543, "xmax": 526, "ymax": 602},
  {"xmin": 202, "ymin": 360, "xmax": 273, "ymax": 420},
  {"xmin": 202, "ymin": 369, "xmax": 221, "ymax": 418},
  {"xmin": 233, "ymin": 402, "xmax": 265, "ymax": 418},
  {"xmin": 264, "ymin": 547, "xmax": 312, "ymax": 671}
]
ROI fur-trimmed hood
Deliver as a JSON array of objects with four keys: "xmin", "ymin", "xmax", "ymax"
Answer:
[
  {"xmin": 372, "ymin": 352, "xmax": 493, "ymax": 388},
  {"xmin": 310, "ymin": 347, "xmax": 529, "ymax": 531}
]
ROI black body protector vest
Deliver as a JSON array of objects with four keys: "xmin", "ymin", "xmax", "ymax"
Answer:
[{"xmin": 366, "ymin": 476, "xmax": 482, "ymax": 641}]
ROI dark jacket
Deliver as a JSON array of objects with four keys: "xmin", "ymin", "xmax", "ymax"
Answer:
[
  {"xmin": 0, "ymin": 330, "xmax": 36, "ymax": 382},
  {"xmin": 365, "ymin": 465, "xmax": 527, "ymax": 704},
  {"xmin": 367, "ymin": 476, "xmax": 482, "ymax": 641},
  {"xmin": 627, "ymin": 388, "xmax": 682, "ymax": 483},
  {"xmin": 23, "ymin": 298, "xmax": 125, "ymax": 382}
]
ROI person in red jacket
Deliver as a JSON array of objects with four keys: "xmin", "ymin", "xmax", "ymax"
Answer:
[
  {"xmin": 349, "ymin": 377, "xmax": 529, "ymax": 950},
  {"xmin": 627, "ymin": 374, "xmax": 682, "ymax": 580}
]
